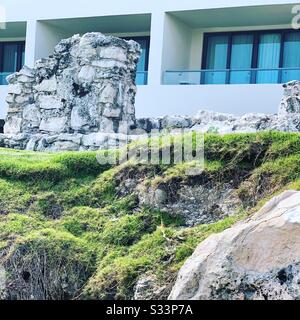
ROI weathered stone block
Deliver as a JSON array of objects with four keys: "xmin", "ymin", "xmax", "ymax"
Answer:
[
  {"xmin": 39, "ymin": 117, "xmax": 68, "ymax": 133},
  {"xmin": 23, "ymin": 104, "xmax": 41, "ymax": 128},
  {"xmin": 71, "ymin": 106, "xmax": 90, "ymax": 131},
  {"xmin": 82, "ymin": 133, "xmax": 107, "ymax": 147},
  {"xmin": 100, "ymin": 83, "xmax": 117, "ymax": 104},
  {"xmin": 34, "ymin": 77, "xmax": 57, "ymax": 92},
  {"xmin": 98, "ymin": 46, "xmax": 127, "ymax": 61},
  {"xmin": 15, "ymin": 94, "xmax": 34, "ymax": 105},
  {"xmin": 39, "ymin": 96, "xmax": 63, "ymax": 110},
  {"xmin": 77, "ymin": 66, "xmax": 96, "ymax": 84},
  {"xmin": 8, "ymin": 84, "xmax": 22, "ymax": 95},
  {"xmin": 4, "ymin": 117, "xmax": 22, "ymax": 134}
]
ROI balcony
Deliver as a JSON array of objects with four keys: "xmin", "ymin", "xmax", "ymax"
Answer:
[{"xmin": 164, "ymin": 68, "xmax": 300, "ymax": 85}]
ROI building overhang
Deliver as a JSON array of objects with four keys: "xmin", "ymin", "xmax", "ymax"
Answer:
[{"xmin": 168, "ymin": 4, "xmax": 297, "ymax": 28}]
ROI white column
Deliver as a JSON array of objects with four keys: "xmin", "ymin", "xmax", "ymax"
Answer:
[
  {"xmin": 24, "ymin": 20, "xmax": 37, "ymax": 67},
  {"xmin": 147, "ymin": 11, "xmax": 165, "ymax": 86}
]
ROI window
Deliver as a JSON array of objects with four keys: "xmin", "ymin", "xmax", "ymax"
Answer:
[
  {"xmin": 204, "ymin": 35, "xmax": 229, "ymax": 84},
  {"xmin": 122, "ymin": 36, "xmax": 150, "ymax": 85},
  {"xmin": 282, "ymin": 32, "xmax": 300, "ymax": 82},
  {"xmin": 0, "ymin": 41, "xmax": 25, "ymax": 85},
  {"xmin": 230, "ymin": 34, "xmax": 254, "ymax": 84},
  {"xmin": 202, "ymin": 30, "xmax": 300, "ymax": 84}
]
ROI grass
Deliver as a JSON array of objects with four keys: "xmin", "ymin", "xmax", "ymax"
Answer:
[{"xmin": 0, "ymin": 131, "xmax": 300, "ymax": 300}]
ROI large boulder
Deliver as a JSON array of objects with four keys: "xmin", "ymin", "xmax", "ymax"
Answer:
[{"xmin": 169, "ymin": 190, "xmax": 300, "ymax": 300}]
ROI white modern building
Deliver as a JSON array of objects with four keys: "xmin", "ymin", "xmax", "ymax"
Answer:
[{"xmin": 0, "ymin": 0, "xmax": 300, "ymax": 132}]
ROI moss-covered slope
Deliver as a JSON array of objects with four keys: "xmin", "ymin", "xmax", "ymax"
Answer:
[{"xmin": 1, "ymin": 132, "xmax": 300, "ymax": 300}]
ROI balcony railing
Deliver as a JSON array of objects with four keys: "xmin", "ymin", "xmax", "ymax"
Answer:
[
  {"xmin": 0, "ymin": 73, "xmax": 12, "ymax": 86},
  {"xmin": 164, "ymin": 68, "xmax": 300, "ymax": 85},
  {"xmin": 136, "ymin": 71, "xmax": 148, "ymax": 85}
]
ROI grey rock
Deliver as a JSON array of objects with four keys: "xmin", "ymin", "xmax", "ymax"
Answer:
[
  {"xmin": 169, "ymin": 191, "xmax": 300, "ymax": 300},
  {"xmin": 138, "ymin": 182, "xmax": 242, "ymax": 227},
  {"xmin": 39, "ymin": 117, "xmax": 68, "ymax": 133},
  {"xmin": 134, "ymin": 275, "xmax": 168, "ymax": 301}
]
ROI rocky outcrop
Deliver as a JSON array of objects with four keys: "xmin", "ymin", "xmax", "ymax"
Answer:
[
  {"xmin": 169, "ymin": 190, "xmax": 300, "ymax": 300},
  {"xmin": 1, "ymin": 33, "xmax": 140, "ymax": 151},
  {"xmin": 138, "ymin": 182, "xmax": 242, "ymax": 227}
]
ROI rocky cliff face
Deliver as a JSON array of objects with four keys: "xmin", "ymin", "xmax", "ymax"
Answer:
[
  {"xmin": 169, "ymin": 190, "xmax": 300, "ymax": 300},
  {"xmin": 1, "ymin": 33, "xmax": 140, "ymax": 151}
]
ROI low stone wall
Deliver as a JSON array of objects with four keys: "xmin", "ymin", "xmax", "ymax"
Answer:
[{"xmin": 137, "ymin": 80, "xmax": 300, "ymax": 134}]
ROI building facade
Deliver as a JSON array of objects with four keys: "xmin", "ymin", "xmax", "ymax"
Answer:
[{"xmin": 0, "ymin": 0, "xmax": 300, "ymax": 131}]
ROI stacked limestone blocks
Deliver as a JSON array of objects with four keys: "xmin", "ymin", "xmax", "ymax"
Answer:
[{"xmin": 2, "ymin": 33, "xmax": 141, "ymax": 151}]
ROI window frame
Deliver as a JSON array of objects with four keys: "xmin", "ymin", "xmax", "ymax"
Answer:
[
  {"xmin": 201, "ymin": 29, "xmax": 300, "ymax": 84},
  {"xmin": 0, "ymin": 41, "xmax": 25, "ymax": 74}
]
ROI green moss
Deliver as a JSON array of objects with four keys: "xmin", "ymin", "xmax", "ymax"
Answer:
[
  {"xmin": 0, "ymin": 148, "xmax": 110, "ymax": 182},
  {"xmin": 101, "ymin": 213, "xmax": 156, "ymax": 246},
  {"xmin": 1, "ymin": 132, "xmax": 300, "ymax": 300},
  {"xmin": 60, "ymin": 207, "xmax": 108, "ymax": 237},
  {"xmin": 5, "ymin": 228, "xmax": 96, "ymax": 300}
]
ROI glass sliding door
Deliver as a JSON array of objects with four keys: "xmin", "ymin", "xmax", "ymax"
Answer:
[
  {"xmin": 204, "ymin": 35, "xmax": 229, "ymax": 84},
  {"xmin": 230, "ymin": 34, "xmax": 254, "ymax": 84},
  {"xmin": 198, "ymin": 29, "xmax": 300, "ymax": 86},
  {"xmin": 256, "ymin": 33, "xmax": 281, "ymax": 83},
  {"xmin": 282, "ymin": 32, "xmax": 300, "ymax": 83},
  {"xmin": 0, "ymin": 42, "xmax": 25, "ymax": 85},
  {"xmin": 2, "ymin": 43, "xmax": 19, "ymax": 73},
  {"xmin": 135, "ymin": 38, "xmax": 149, "ymax": 85}
]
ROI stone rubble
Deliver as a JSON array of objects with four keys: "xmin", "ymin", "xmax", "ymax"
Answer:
[
  {"xmin": 169, "ymin": 190, "xmax": 300, "ymax": 300},
  {"xmin": 137, "ymin": 81, "xmax": 300, "ymax": 134}
]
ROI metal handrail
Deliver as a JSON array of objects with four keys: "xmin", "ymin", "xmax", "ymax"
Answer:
[
  {"xmin": 164, "ymin": 67, "xmax": 300, "ymax": 85},
  {"xmin": 165, "ymin": 67, "xmax": 300, "ymax": 73}
]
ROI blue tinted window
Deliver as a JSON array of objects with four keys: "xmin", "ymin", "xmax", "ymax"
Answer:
[
  {"xmin": 230, "ymin": 34, "xmax": 253, "ymax": 84},
  {"xmin": 204, "ymin": 35, "xmax": 229, "ymax": 84},
  {"xmin": 256, "ymin": 33, "xmax": 281, "ymax": 83},
  {"xmin": 282, "ymin": 32, "xmax": 300, "ymax": 82}
]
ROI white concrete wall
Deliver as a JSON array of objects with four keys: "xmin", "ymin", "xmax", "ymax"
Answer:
[
  {"xmin": 2, "ymin": 0, "xmax": 299, "ymax": 22},
  {"xmin": 34, "ymin": 21, "xmax": 70, "ymax": 61},
  {"xmin": 0, "ymin": 0, "xmax": 298, "ymax": 121},
  {"xmin": 162, "ymin": 14, "xmax": 192, "ymax": 72},
  {"xmin": 0, "ymin": 87, "xmax": 8, "ymax": 119},
  {"xmin": 135, "ymin": 84, "xmax": 282, "ymax": 118}
]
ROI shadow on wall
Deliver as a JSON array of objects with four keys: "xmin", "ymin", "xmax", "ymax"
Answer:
[{"xmin": 0, "ymin": 120, "xmax": 4, "ymax": 134}]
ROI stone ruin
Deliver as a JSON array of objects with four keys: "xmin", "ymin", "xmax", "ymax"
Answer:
[
  {"xmin": 0, "ymin": 29, "xmax": 299, "ymax": 152},
  {"xmin": 0, "ymin": 32, "xmax": 141, "ymax": 151}
]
